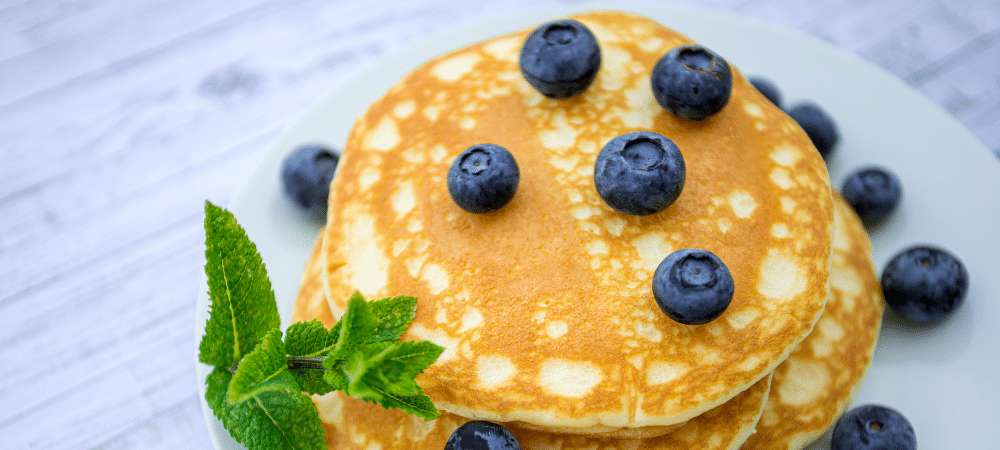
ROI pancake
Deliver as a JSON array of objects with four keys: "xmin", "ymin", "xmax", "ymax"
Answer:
[
  {"xmin": 310, "ymin": 376, "xmax": 770, "ymax": 450},
  {"xmin": 319, "ymin": 10, "xmax": 833, "ymax": 433},
  {"xmin": 291, "ymin": 195, "xmax": 880, "ymax": 449},
  {"xmin": 292, "ymin": 237, "xmax": 329, "ymax": 324},
  {"xmin": 741, "ymin": 194, "xmax": 884, "ymax": 450},
  {"xmin": 293, "ymin": 237, "xmax": 772, "ymax": 450}
]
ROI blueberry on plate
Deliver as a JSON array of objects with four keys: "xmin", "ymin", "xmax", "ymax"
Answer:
[
  {"xmin": 652, "ymin": 249, "xmax": 734, "ymax": 325},
  {"xmin": 832, "ymin": 404, "xmax": 916, "ymax": 450},
  {"xmin": 841, "ymin": 165, "xmax": 902, "ymax": 223},
  {"xmin": 448, "ymin": 144, "xmax": 520, "ymax": 214},
  {"xmin": 881, "ymin": 245, "xmax": 968, "ymax": 324},
  {"xmin": 787, "ymin": 102, "xmax": 839, "ymax": 159},
  {"xmin": 593, "ymin": 131, "xmax": 685, "ymax": 216},
  {"xmin": 444, "ymin": 421, "xmax": 521, "ymax": 450},
  {"xmin": 651, "ymin": 44, "xmax": 733, "ymax": 121},
  {"xmin": 280, "ymin": 145, "xmax": 339, "ymax": 220},
  {"xmin": 747, "ymin": 75, "xmax": 782, "ymax": 108},
  {"xmin": 519, "ymin": 19, "xmax": 600, "ymax": 99}
]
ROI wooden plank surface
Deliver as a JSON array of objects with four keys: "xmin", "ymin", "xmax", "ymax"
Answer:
[{"xmin": 1, "ymin": 0, "xmax": 997, "ymax": 448}]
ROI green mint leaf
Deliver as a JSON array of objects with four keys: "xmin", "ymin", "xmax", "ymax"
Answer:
[
  {"xmin": 206, "ymin": 368, "xmax": 326, "ymax": 450},
  {"xmin": 357, "ymin": 341, "xmax": 442, "ymax": 402},
  {"xmin": 369, "ymin": 295, "xmax": 418, "ymax": 343},
  {"xmin": 228, "ymin": 329, "xmax": 300, "ymax": 405},
  {"xmin": 285, "ymin": 320, "xmax": 339, "ymax": 357},
  {"xmin": 330, "ymin": 340, "xmax": 443, "ymax": 420},
  {"xmin": 323, "ymin": 369, "xmax": 350, "ymax": 393},
  {"xmin": 319, "ymin": 293, "xmax": 444, "ymax": 420},
  {"xmin": 328, "ymin": 292, "xmax": 379, "ymax": 361},
  {"xmin": 368, "ymin": 340, "xmax": 444, "ymax": 384},
  {"xmin": 288, "ymin": 364, "xmax": 335, "ymax": 396},
  {"xmin": 199, "ymin": 201, "xmax": 281, "ymax": 368},
  {"xmin": 285, "ymin": 320, "xmax": 340, "ymax": 395},
  {"xmin": 374, "ymin": 390, "xmax": 440, "ymax": 420},
  {"xmin": 345, "ymin": 366, "xmax": 441, "ymax": 421}
]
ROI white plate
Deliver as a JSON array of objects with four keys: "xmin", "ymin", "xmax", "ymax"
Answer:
[{"xmin": 195, "ymin": 1, "xmax": 1000, "ymax": 448}]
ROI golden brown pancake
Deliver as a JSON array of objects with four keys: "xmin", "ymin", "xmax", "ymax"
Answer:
[
  {"xmin": 291, "ymin": 195, "xmax": 880, "ymax": 449},
  {"xmin": 309, "ymin": 376, "xmax": 769, "ymax": 450},
  {"xmin": 293, "ymin": 238, "xmax": 771, "ymax": 450},
  {"xmin": 291, "ymin": 195, "xmax": 882, "ymax": 449},
  {"xmin": 741, "ymin": 194, "xmax": 884, "ymax": 450},
  {"xmin": 319, "ymin": 9, "xmax": 833, "ymax": 434},
  {"xmin": 292, "ymin": 237, "xmax": 329, "ymax": 324},
  {"xmin": 290, "ymin": 198, "xmax": 881, "ymax": 449}
]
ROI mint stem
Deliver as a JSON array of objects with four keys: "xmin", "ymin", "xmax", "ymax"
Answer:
[
  {"xmin": 225, "ymin": 355, "xmax": 335, "ymax": 374},
  {"xmin": 286, "ymin": 355, "xmax": 327, "ymax": 371}
]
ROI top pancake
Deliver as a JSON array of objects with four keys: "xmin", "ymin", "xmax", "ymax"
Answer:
[
  {"xmin": 319, "ymin": 10, "xmax": 833, "ymax": 431},
  {"xmin": 295, "ymin": 239, "xmax": 772, "ymax": 450}
]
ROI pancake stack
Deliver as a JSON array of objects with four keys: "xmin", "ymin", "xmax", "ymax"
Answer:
[{"xmin": 290, "ymin": 10, "xmax": 883, "ymax": 449}]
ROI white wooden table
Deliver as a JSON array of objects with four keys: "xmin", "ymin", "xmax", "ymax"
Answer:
[{"xmin": 2, "ymin": 0, "xmax": 997, "ymax": 448}]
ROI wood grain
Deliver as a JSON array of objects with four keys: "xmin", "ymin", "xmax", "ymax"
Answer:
[{"xmin": 1, "ymin": 0, "xmax": 997, "ymax": 448}]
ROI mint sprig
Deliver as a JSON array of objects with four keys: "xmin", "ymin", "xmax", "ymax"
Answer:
[{"xmin": 199, "ymin": 201, "xmax": 443, "ymax": 450}]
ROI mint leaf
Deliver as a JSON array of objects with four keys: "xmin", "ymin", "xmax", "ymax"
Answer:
[
  {"xmin": 353, "ymin": 340, "xmax": 443, "ymax": 419},
  {"xmin": 287, "ymin": 363, "xmax": 334, "ymax": 397},
  {"xmin": 285, "ymin": 320, "xmax": 340, "ymax": 395},
  {"xmin": 199, "ymin": 201, "xmax": 281, "ymax": 368},
  {"xmin": 317, "ymin": 293, "xmax": 443, "ymax": 420},
  {"xmin": 228, "ymin": 329, "xmax": 300, "ymax": 405},
  {"xmin": 328, "ymin": 292, "xmax": 379, "ymax": 361},
  {"xmin": 367, "ymin": 340, "xmax": 444, "ymax": 385},
  {"xmin": 285, "ymin": 320, "xmax": 339, "ymax": 357},
  {"xmin": 322, "ymin": 293, "xmax": 377, "ymax": 393},
  {"xmin": 369, "ymin": 296, "xmax": 418, "ymax": 343},
  {"xmin": 343, "ymin": 356, "xmax": 442, "ymax": 421},
  {"xmin": 370, "ymin": 389, "xmax": 440, "ymax": 420},
  {"xmin": 206, "ymin": 368, "xmax": 325, "ymax": 450}
]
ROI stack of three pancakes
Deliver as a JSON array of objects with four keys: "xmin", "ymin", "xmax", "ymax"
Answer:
[{"xmin": 291, "ymin": 11, "xmax": 884, "ymax": 450}]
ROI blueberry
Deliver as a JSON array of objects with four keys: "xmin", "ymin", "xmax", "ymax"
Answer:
[
  {"xmin": 280, "ymin": 145, "xmax": 339, "ymax": 220},
  {"xmin": 831, "ymin": 404, "xmax": 916, "ymax": 450},
  {"xmin": 519, "ymin": 19, "xmax": 600, "ymax": 99},
  {"xmin": 593, "ymin": 131, "xmax": 685, "ymax": 216},
  {"xmin": 841, "ymin": 166, "xmax": 902, "ymax": 223},
  {"xmin": 748, "ymin": 75, "xmax": 782, "ymax": 108},
  {"xmin": 448, "ymin": 144, "xmax": 520, "ymax": 214},
  {"xmin": 788, "ymin": 102, "xmax": 839, "ymax": 159},
  {"xmin": 650, "ymin": 44, "xmax": 733, "ymax": 121},
  {"xmin": 444, "ymin": 421, "xmax": 521, "ymax": 450},
  {"xmin": 652, "ymin": 249, "xmax": 734, "ymax": 325},
  {"xmin": 881, "ymin": 245, "xmax": 968, "ymax": 324}
]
